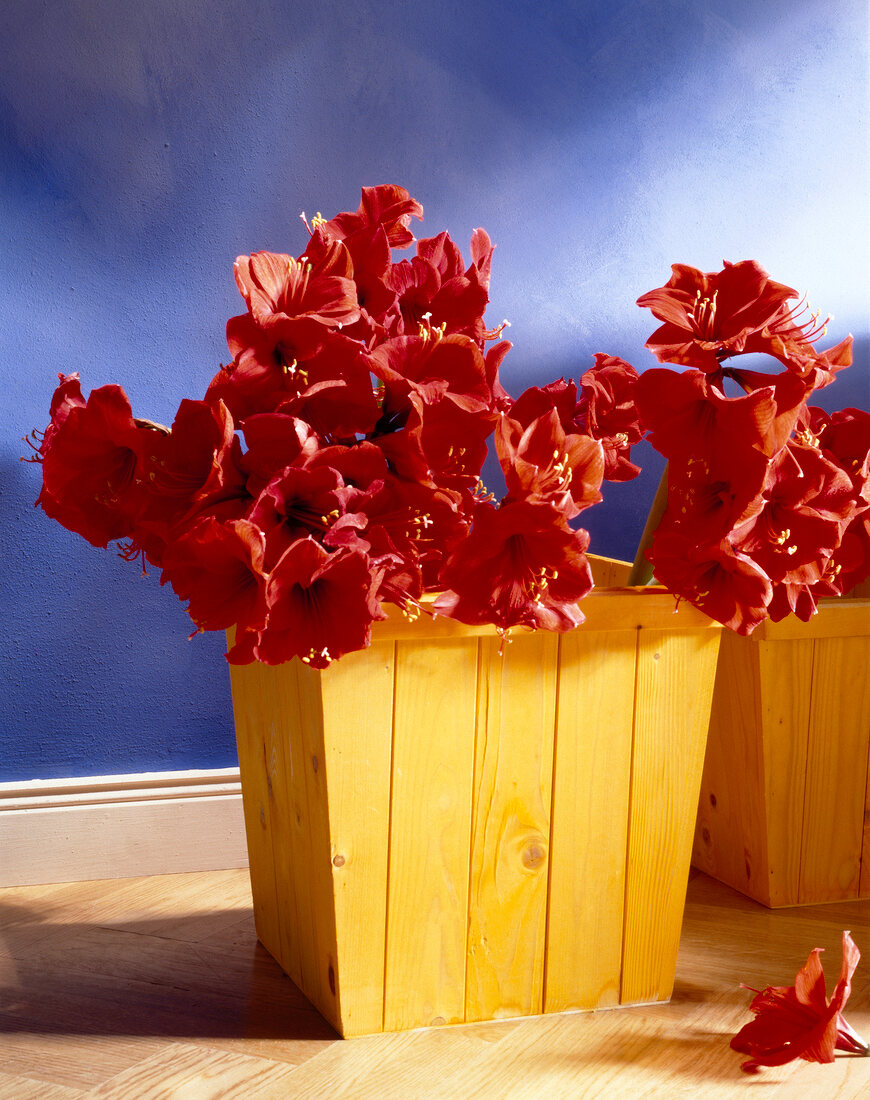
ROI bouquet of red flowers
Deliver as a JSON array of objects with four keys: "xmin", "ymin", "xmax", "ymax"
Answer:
[{"xmin": 29, "ymin": 185, "xmax": 870, "ymax": 666}]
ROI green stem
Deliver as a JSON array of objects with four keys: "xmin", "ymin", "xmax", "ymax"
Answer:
[{"xmin": 627, "ymin": 462, "xmax": 668, "ymax": 586}]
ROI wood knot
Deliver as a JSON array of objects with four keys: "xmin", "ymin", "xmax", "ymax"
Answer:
[
  {"xmin": 332, "ymin": 854, "xmax": 346, "ymax": 868},
  {"xmin": 701, "ymin": 827, "xmax": 711, "ymax": 846},
  {"xmin": 430, "ymin": 1016, "xmax": 446, "ymax": 1026},
  {"xmin": 327, "ymin": 963, "xmax": 336, "ymax": 996},
  {"xmin": 709, "ymin": 792, "xmax": 717, "ymax": 808},
  {"xmin": 522, "ymin": 842, "xmax": 546, "ymax": 870}
]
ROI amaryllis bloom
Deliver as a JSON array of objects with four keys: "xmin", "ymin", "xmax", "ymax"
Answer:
[
  {"xmin": 637, "ymin": 260, "xmax": 799, "ymax": 373},
  {"xmin": 576, "ymin": 355, "xmax": 643, "ymax": 481},
  {"xmin": 320, "ymin": 184, "xmax": 424, "ymax": 249},
  {"xmin": 664, "ymin": 448, "xmax": 768, "ymax": 548},
  {"xmin": 372, "ymin": 392, "xmax": 492, "ymax": 495},
  {"xmin": 634, "ymin": 366, "xmax": 783, "ymax": 464},
  {"xmin": 813, "ymin": 519, "xmax": 870, "ymax": 597},
  {"xmin": 811, "ymin": 406, "xmax": 870, "ymax": 499},
  {"xmin": 508, "ymin": 378, "xmax": 580, "ymax": 432},
  {"xmin": 731, "ymin": 931, "xmax": 868, "ymax": 1073},
  {"xmin": 719, "ymin": 366, "xmax": 814, "ymax": 457},
  {"xmin": 647, "ymin": 530, "xmax": 773, "ymax": 635},
  {"xmin": 327, "ymin": 223, "xmax": 397, "ymax": 341},
  {"xmin": 743, "ymin": 317, "xmax": 853, "ymax": 391},
  {"xmin": 271, "ymin": 333, "xmax": 381, "ymax": 440},
  {"xmin": 233, "ymin": 247, "xmax": 360, "ymax": 338},
  {"xmin": 434, "ymin": 500, "xmax": 594, "ymax": 633},
  {"xmin": 36, "ymin": 380, "xmax": 154, "ymax": 548},
  {"xmin": 495, "ymin": 408, "xmax": 605, "ymax": 518},
  {"xmin": 160, "ymin": 517, "xmax": 267, "ymax": 635},
  {"xmin": 254, "ymin": 539, "xmax": 385, "ymax": 667},
  {"xmin": 38, "ymin": 371, "xmax": 87, "ymax": 447},
  {"xmin": 387, "ymin": 230, "xmax": 492, "ymax": 344},
  {"xmin": 369, "ymin": 328, "xmax": 494, "ymax": 417},
  {"xmin": 248, "ymin": 464, "xmax": 347, "ymax": 570},
  {"xmin": 237, "ymin": 411, "xmax": 321, "ymax": 498},
  {"xmin": 733, "ymin": 441, "xmax": 857, "ymax": 587}
]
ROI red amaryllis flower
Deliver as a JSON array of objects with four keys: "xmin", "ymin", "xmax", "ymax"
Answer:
[
  {"xmin": 634, "ymin": 367, "xmax": 781, "ymax": 464},
  {"xmin": 248, "ymin": 464, "xmax": 347, "ymax": 570},
  {"xmin": 332, "ymin": 223, "xmax": 398, "ymax": 341},
  {"xmin": 320, "ymin": 184, "xmax": 424, "ymax": 249},
  {"xmin": 663, "ymin": 447, "xmax": 769, "ymax": 548},
  {"xmin": 369, "ymin": 329, "xmax": 493, "ymax": 417},
  {"xmin": 38, "ymin": 371, "xmax": 87, "ymax": 447},
  {"xmin": 637, "ymin": 260, "xmax": 798, "ymax": 373},
  {"xmin": 743, "ymin": 317, "xmax": 853, "ymax": 391},
  {"xmin": 813, "ymin": 519, "xmax": 870, "ymax": 596},
  {"xmin": 495, "ymin": 408, "xmax": 605, "ymax": 518},
  {"xmin": 576, "ymin": 354, "xmax": 643, "ymax": 481},
  {"xmin": 731, "ymin": 931, "xmax": 868, "ymax": 1073},
  {"xmin": 647, "ymin": 530, "xmax": 772, "ymax": 634},
  {"xmin": 387, "ymin": 231, "xmax": 491, "ymax": 344},
  {"xmin": 719, "ymin": 366, "xmax": 814, "ymax": 457},
  {"xmin": 238, "ymin": 412, "xmax": 320, "ymax": 497},
  {"xmin": 508, "ymin": 377, "xmax": 579, "ymax": 432},
  {"xmin": 372, "ymin": 392, "xmax": 492, "ymax": 496},
  {"xmin": 434, "ymin": 500, "xmax": 594, "ymax": 632},
  {"xmin": 36, "ymin": 381, "xmax": 153, "ymax": 548},
  {"xmin": 733, "ymin": 441, "xmax": 857, "ymax": 587},
  {"xmin": 254, "ymin": 539, "xmax": 385, "ymax": 667},
  {"xmin": 160, "ymin": 517, "xmax": 268, "ymax": 635},
  {"xmin": 272, "ymin": 333, "xmax": 381, "ymax": 440},
  {"xmin": 233, "ymin": 248, "xmax": 360, "ymax": 337}
]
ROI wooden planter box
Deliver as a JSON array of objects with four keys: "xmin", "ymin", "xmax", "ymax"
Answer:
[
  {"xmin": 692, "ymin": 587, "xmax": 870, "ymax": 908},
  {"xmin": 228, "ymin": 559, "xmax": 722, "ymax": 1037}
]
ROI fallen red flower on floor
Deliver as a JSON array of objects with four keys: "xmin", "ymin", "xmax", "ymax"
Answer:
[{"xmin": 731, "ymin": 930, "xmax": 869, "ymax": 1073}]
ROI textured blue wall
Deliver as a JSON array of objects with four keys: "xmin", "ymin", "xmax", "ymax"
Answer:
[{"xmin": 2, "ymin": 0, "xmax": 867, "ymax": 781}]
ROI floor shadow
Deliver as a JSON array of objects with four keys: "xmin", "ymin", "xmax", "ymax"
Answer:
[{"xmin": 0, "ymin": 899, "xmax": 338, "ymax": 1041}]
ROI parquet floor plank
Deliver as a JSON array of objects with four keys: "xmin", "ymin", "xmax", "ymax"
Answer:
[{"xmin": 1, "ymin": 867, "xmax": 868, "ymax": 1098}]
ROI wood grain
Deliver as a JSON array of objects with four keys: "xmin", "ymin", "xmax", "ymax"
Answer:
[
  {"xmin": 622, "ymin": 629, "xmax": 721, "ymax": 1004},
  {"xmin": 545, "ymin": 627, "xmax": 635, "ymax": 1012},
  {"xmin": 465, "ymin": 631, "xmax": 557, "ymax": 1022},
  {"xmin": 693, "ymin": 594, "xmax": 870, "ymax": 908},
  {"xmin": 382, "ymin": 638, "xmax": 479, "ymax": 1031},
  {"xmin": 800, "ymin": 635, "xmax": 870, "ymax": 903},
  {"xmin": 2, "ymin": 868, "xmax": 869, "ymax": 1098}
]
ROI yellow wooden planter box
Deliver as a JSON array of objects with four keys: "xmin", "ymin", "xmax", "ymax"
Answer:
[
  {"xmin": 692, "ymin": 586, "xmax": 870, "ymax": 908},
  {"xmin": 228, "ymin": 558, "xmax": 722, "ymax": 1037}
]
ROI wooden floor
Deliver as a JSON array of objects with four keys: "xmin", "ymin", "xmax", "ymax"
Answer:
[{"xmin": 1, "ymin": 869, "xmax": 868, "ymax": 1098}]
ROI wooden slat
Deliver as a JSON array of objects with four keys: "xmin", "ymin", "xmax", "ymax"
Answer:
[
  {"xmin": 621, "ymin": 629, "xmax": 721, "ymax": 1004},
  {"xmin": 464, "ymin": 631, "xmax": 557, "ymax": 1022},
  {"xmin": 756, "ymin": 639, "xmax": 815, "ymax": 908},
  {"xmin": 692, "ymin": 629, "xmax": 771, "ymax": 902},
  {"xmin": 862, "ymin": 725, "xmax": 870, "ymax": 898},
  {"xmin": 316, "ymin": 640, "xmax": 395, "ymax": 1037},
  {"xmin": 753, "ymin": 599, "xmax": 870, "ymax": 640},
  {"xmin": 382, "ymin": 638, "xmax": 479, "ymax": 1031},
  {"xmin": 545, "ymin": 628, "xmax": 636, "ymax": 1012},
  {"xmin": 226, "ymin": 653, "xmax": 286, "ymax": 971},
  {"xmin": 283, "ymin": 661, "xmax": 342, "ymax": 1030},
  {"xmin": 588, "ymin": 554, "xmax": 633, "ymax": 587},
  {"xmin": 372, "ymin": 589, "xmax": 719, "ymax": 642},
  {"xmin": 799, "ymin": 636, "xmax": 870, "ymax": 903}
]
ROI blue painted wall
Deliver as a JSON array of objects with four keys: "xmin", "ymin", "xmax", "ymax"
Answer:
[{"xmin": 2, "ymin": 0, "xmax": 867, "ymax": 781}]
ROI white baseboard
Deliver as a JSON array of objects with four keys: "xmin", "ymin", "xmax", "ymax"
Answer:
[{"xmin": 0, "ymin": 768, "xmax": 249, "ymax": 887}]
